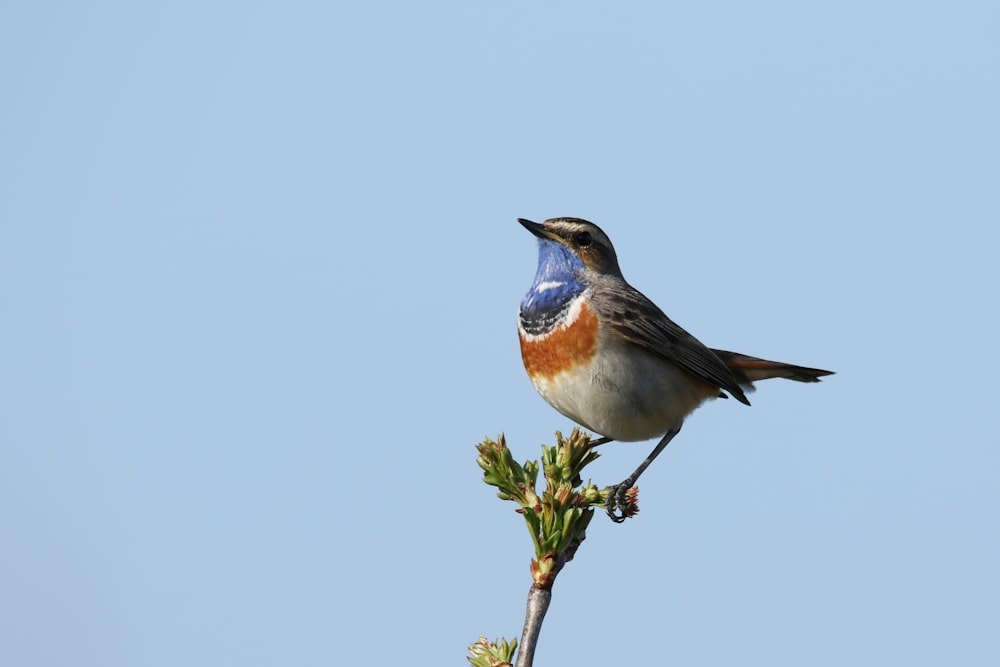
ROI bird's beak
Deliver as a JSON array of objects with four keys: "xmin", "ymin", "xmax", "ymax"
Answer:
[{"xmin": 518, "ymin": 218, "xmax": 560, "ymax": 242}]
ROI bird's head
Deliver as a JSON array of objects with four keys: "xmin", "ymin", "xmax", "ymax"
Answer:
[{"xmin": 518, "ymin": 217, "xmax": 622, "ymax": 278}]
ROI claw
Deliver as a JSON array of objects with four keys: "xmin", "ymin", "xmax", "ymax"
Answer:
[{"xmin": 605, "ymin": 483, "xmax": 637, "ymax": 523}]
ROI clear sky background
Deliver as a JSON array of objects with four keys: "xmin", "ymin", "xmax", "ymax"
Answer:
[{"xmin": 2, "ymin": 2, "xmax": 998, "ymax": 666}]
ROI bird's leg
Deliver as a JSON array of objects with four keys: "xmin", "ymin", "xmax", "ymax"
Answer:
[
  {"xmin": 605, "ymin": 425, "xmax": 682, "ymax": 523},
  {"xmin": 588, "ymin": 436, "xmax": 613, "ymax": 447}
]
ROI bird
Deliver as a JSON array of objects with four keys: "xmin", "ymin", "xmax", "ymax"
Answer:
[{"xmin": 516, "ymin": 217, "xmax": 833, "ymax": 522}]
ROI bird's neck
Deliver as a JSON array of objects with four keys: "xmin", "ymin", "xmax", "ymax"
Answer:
[{"xmin": 520, "ymin": 241, "xmax": 587, "ymax": 336}]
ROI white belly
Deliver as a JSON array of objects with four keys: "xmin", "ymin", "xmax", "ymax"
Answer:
[{"xmin": 529, "ymin": 342, "xmax": 718, "ymax": 441}]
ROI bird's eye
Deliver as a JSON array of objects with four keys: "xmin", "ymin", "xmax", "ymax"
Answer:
[{"xmin": 574, "ymin": 231, "xmax": 593, "ymax": 248}]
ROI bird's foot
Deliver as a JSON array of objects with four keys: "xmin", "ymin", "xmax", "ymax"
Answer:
[{"xmin": 604, "ymin": 481, "xmax": 638, "ymax": 523}]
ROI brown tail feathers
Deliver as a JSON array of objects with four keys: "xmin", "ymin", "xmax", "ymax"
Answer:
[{"xmin": 712, "ymin": 349, "xmax": 835, "ymax": 386}]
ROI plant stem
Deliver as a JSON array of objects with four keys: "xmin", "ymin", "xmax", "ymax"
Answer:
[{"xmin": 515, "ymin": 584, "xmax": 552, "ymax": 667}]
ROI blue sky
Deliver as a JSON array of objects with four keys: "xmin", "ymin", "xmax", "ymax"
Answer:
[{"xmin": 2, "ymin": 2, "xmax": 998, "ymax": 665}]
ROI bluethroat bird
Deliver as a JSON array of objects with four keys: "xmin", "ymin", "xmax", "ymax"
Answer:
[{"xmin": 517, "ymin": 217, "xmax": 834, "ymax": 522}]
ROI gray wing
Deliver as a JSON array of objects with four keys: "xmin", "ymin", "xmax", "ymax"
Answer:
[{"xmin": 589, "ymin": 279, "xmax": 752, "ymax": 405}]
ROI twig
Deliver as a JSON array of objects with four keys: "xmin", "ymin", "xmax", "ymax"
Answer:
[
  {"xmin": 516, "ymin": 584, "xmax": 552, "ymax": 667},
  {"xmin": 470, "ymin": 430, "xmax": 633, "ymax": 666}
]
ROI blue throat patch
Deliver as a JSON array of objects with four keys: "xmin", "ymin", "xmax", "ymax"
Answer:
[{"xmin": 519, "ymin": 239, "xmax": 586, "ymax": 334}]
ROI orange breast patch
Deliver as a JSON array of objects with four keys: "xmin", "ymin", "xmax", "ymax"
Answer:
[{"xmin": 520, "ymin": 301, "xmax": 599, "ymax": 379}]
